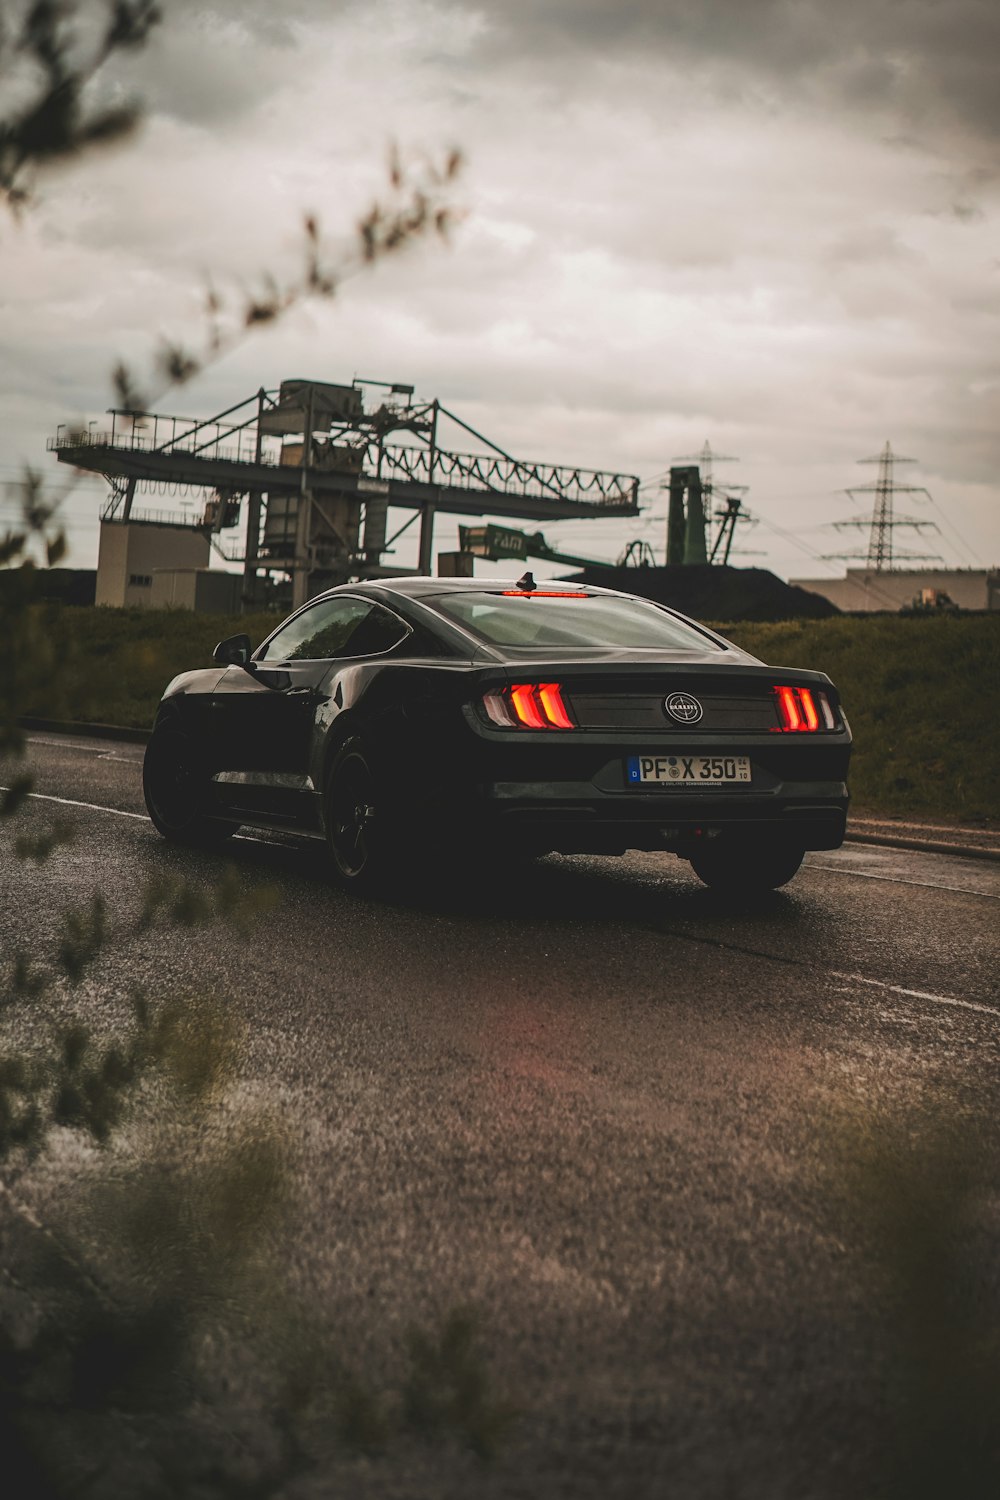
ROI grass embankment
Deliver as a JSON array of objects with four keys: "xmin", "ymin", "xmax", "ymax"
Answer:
[
  {"xmin": 24, "ymin": 606, "xmax": 1000, "ymax": 823},
  {"xmin": 721, "ymin": 615, "xmax": 1000, "ymax": 823},
  {"xmin": 30, "ymin": 605, "xmax": 276, "ymax": 729}
]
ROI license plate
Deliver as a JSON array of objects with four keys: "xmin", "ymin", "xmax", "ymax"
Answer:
[{"xmin": 626, "ymin": 754, "xmax": 752, "ymax": 786}]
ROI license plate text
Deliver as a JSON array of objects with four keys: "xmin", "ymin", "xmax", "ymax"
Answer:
[{"xmin": 626, "ymin": 755, "xmax": 752, "ymax": 785}]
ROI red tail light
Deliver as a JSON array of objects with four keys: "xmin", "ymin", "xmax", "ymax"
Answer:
[
  {"xmin": 481, "ymin": 683, "xmax": 576, "ymax": 730},
  {"xmin": 536, "ymin": 682, "xmax": 575, "ymax": 729},
  {"xmin": 775, "ymin": 685, "xmax": 802, "ymax": 731},
  {"xmin": 510, "ymin": 683, "xmax": 549, "ymax": 729},
  {"xmin": 800, "ymin": 689, "xmax": 820, "ymax": 731},
  {"xmin": 772, "ymin": 685, "xmax": 835, "ymax": 732}
]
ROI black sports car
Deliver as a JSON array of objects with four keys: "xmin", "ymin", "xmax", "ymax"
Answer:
[{"xmin": 143, "ymin": 575, "xmax": 851, "ymax": 892}]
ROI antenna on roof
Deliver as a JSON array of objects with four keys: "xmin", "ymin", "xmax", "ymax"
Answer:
[{"xmin": 516, "ymin": 570, "xmax": 536, "ymax": 591}]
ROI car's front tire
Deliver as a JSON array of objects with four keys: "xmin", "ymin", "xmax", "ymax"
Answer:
[
  {"xmin": 687, "ymin": 834, "xmax": 804, "ymax": 894},
  {"xmin": 143, "ymin": 724, "xmax": 236, "ymax": 847}
]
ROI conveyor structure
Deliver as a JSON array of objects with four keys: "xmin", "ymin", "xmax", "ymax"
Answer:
[{"xmin": 50, "ymin": 378, "xmax": 640, "ymax": 608}]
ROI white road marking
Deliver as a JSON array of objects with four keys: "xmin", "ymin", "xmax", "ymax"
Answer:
[
  {"xmin": 26, "ymin": 737, "xmax": 143, "ymax": 761},
  {"xmin": 3, "ymin": 792, "xmax": 314, "ymax": 852},
  {"xmin": 5, "ymin": 789, "xmax": 294, "ymax": 844},
  {"xmin": 808, "ymin": 862, "xmax": 1000, "ymax": 901},
  {"xmin": 2, "ymin": 788, "xmax": 148, "ymax": 820},
  {"xmin": 853, "ymin": 819, "xmax": 993, "ymax": 837},
  {"xmin": 7, "ymin": 788, "xmax": 997, "ymax": 1020},
  {"xmin": 830, "ymin": 970, "xmax": 1000, "ymax": 1019}
]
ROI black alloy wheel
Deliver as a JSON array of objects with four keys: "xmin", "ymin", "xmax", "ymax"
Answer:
[
  {"xmin": 143, "ymin": 725, "xmax": 236, "ymax": 846},
  {"xmin": 324, "ymin": 739, "xmax": 387, "ymax": 887},
  {"xmin": 688, "ymin": 835, "xmax": 805, "ymax": 894}
]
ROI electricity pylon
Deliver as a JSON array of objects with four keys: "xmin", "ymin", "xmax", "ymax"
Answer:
[{"xmin": 827, "ymin": 441, "xmax": 939, "ymax": 571}]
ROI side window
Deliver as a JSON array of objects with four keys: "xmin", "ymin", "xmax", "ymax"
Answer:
[
  {"xmin": 343, "ymin": 604, "xmax": 409, "ymax": 657},
  {"xmin": 257, "ymin": 598, "xmax": 374, "ymax": 662},
  {"xmin": 256, "ymin": 598, "xmax": 410, "ymax": 662}
]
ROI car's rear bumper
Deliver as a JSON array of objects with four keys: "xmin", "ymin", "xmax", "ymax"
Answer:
[
  {"xmin": 409, "ymin": 721, "xmax": 850, "ymax": 855},
  {"xmin": 457, "ymin": 780, "xmax": 848, "ymax": 854},
  {"xmin": 372, "ymin": 705, "xmax": 853, "ymax": 858}
]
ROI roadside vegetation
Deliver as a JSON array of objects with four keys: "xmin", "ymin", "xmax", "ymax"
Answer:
[
  {"xmin": 723, "ymin": 614, "xmax": 1000, "ymax": 822},
  {"xmin": 14, "ymin": 603, "xmax": 1000, "ymax": 822}
]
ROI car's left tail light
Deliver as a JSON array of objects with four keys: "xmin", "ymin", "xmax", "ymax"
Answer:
[
  {"xmin": 772, "ymin": 685, "xmax": 837, "ymax": 732},
  {"xmin": 481, "ymin": 683, "xmax": 576, "ymax": 730}
]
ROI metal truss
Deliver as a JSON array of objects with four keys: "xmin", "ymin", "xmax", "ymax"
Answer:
[{"xmin": 376, "ymin": 442, "xmax": 637, "ymax": 508}]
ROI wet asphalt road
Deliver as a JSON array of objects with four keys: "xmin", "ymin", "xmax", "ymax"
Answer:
[{"xmin": 3, "ymin": 732, "xmax": 1000, "ymax": 1498}]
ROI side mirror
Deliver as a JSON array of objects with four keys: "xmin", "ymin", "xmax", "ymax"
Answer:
[{"xmin": 213, "ymin": 633, "xmax": 253, "ymax": 667}]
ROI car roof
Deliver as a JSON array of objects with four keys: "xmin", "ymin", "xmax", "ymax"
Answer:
[
  {"xmin": 334, "ymin": 575, "xmax": 634, "ymax": 602},
  {"xmin": 271, "ymin": 574, "xmax": 742, "ymax": 663}
]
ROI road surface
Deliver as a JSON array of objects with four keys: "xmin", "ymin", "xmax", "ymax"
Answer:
[{"xmin": 3, "ymin": 731, "xmax": 998, "ymax": 1498}]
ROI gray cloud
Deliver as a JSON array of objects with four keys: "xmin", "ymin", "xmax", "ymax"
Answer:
[
  {"xmin": 451, "ymin": 0, "xmax": 1000, "ymax": 151},
  {"xmin": 104, "ymin": 0, "xmax": 1000, "ymax": 162},
  {"xmin": 4, "ymin": 0, "xmax": 997, "ymax": 580},
  {"xmin": 109, "ymin": 4, "xmax": 307, "ymax": 125}
]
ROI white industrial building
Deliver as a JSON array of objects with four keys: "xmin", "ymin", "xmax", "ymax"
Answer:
[
  {"xmin": 789, "ymin": 567, "xmax": 999, "ymax": 614},
  {"xmin": 95, "ymin": 519, "xmax": 240, "ymax": 612}
]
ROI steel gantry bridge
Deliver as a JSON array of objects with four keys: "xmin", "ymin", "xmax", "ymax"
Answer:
[{"xmin": 50, "ymin": 378, "xmax": 640, "ymax": 608}]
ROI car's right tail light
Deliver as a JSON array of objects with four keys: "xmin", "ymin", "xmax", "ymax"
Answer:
[{"xmin": 772, "ymin": 685, "xmax": 837, "ymax": 732}]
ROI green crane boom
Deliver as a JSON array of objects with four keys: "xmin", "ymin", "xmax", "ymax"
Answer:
[{"xmin": 458, "ymin": 523, "xmax": 612, "ymax": 571}]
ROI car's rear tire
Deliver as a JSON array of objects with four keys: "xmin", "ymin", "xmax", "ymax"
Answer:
[
  {"xmin": 143, "ymin": 724, "xmax": 236, "ymax": 847},
  {"xmin": 324, "ymin": 738, "xmax": 393, "ymax": 889},
  {"xmin": 687, "ymin": 835, "xmax": 804, "ymax": 893}
]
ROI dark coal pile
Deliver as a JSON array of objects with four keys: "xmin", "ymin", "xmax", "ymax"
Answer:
[
  {"xmin": 0, "ymin": 567, "xmax": 96, "ymax": 606},
  {"xmin": 567, "ymin": 564, "xmax": 838, "ymax": 621}
]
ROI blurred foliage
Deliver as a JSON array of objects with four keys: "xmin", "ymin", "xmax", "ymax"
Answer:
[
  {"xmin": 0, "ymin": 991, "xmax": 298, "ymax": 1497},
  {"xmin": 831, "ymin": 1105, "xmax": 1000, "ymax": 1499},
  {"xmin": 0, "ymin": 11, "xmax": 478, "ymax": 1493},
  {"xmin": 115, "ymin": 141, "xmax": 462, "ymax": 412},
  {"xmin": 721, "ymin": 614, "xmax": 1000, "ymax": 820},
  {"xmin": 0, "ymin": 475, "xmax": 76, "ymax": 760},
  {"xmin": 0, "ymin": 872, "xmax": 274, "ymax": 1165},
  {"xmin": 137, "ymin": 864, "xmax": 280, "ymax": 931},
  {"xmin": 403, "ymin": 1308, "xmax": 519, "ymax": 1460},
  {"xmin": 0, "ymin": 844, "xmax": 511, "ymax": 1493},
  {"xmin": 0, "ymin": 0, "xmax": 160, "ymax": 213}
]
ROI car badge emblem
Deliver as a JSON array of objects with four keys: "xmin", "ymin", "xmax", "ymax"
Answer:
[{"xmin": 664, "ymin": 692, "xmax": 703, "ymax": 724}]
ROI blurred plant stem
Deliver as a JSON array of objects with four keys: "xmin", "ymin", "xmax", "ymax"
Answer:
[{"xmin": 835, "ymin": 1104, "xmax": 1000, "ymax": 1498}]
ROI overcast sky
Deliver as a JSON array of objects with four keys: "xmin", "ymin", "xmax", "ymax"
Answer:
[{"xmin": 2, "ymin": 0, "xmax": 998, "ymax": 581}]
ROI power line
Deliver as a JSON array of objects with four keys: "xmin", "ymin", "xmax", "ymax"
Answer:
[
  {"xmin": 923, "ymin": 493, "xmax": 981, "ymax": 568},
  {"xmin": 751, "ymin": 512, "xmax": 908, "ymax": 610}
]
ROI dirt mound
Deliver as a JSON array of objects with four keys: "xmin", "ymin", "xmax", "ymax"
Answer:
[{"xmin": 566, "ymin": 564, "xmax": 838, "ymax": 622}]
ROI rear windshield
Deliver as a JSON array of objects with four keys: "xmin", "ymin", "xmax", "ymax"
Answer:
[{"xmin": 430, "ymin": 592, "xmax": 724, "ymax": 651}]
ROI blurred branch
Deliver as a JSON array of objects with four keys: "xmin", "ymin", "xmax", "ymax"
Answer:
[
  {"xmin": 117, "ymin": 143, "xmax": 464, "ymax": 413},
  {"xmin": 0, "ymin": 18, "xmax": 486, "ymax": 1490},
  {"xmin": 0, "ymin": 0, "xmax": 161, "ymax": 213}
]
